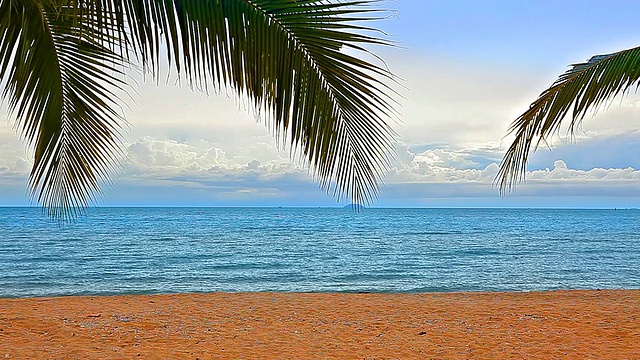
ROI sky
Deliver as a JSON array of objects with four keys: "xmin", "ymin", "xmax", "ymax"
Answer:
[{"xmin": 3, "ymin": 0, "xmax": 640, "ymax": 208}]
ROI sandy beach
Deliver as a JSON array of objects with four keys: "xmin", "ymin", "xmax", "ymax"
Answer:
[{"xmin": 1, "ymin": 290, "xmax": 638, "ymax": 359}]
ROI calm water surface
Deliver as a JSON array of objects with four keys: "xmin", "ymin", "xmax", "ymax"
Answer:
[{"xmin": 1, "ymin": 207, "xmax": 639, "ymax": 297}]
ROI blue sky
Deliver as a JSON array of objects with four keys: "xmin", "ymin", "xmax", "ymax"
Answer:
[{"xmin": 3, "ymin": 0, "xmax": 640, "ymax": 208}]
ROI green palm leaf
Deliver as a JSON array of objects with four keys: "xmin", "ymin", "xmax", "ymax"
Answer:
[
  {"xmin": 1, "ymin": 0, "xmax": 397, "ymax": 219},
  {"xmin": 497, "ymin": 46, "xmax": 640, "ymax": 193},
  {"xmin": 1, "ymin": 0, "xmax": 128, "ymax": 220}
]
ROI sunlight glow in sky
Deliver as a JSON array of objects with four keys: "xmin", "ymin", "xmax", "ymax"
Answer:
[{"xmin": 2, "ymin": 0, "xmax": 640, "ymax": 208}]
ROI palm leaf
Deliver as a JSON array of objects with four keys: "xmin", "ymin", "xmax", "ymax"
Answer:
[
  {"xmin": 120, "ymin": 0, "xmax": 398, "ymax": 205},
  {"xmin": 497, "ymin": 46, "xmax": 640, "ymax": 193},
  {"xmin": 1, "ymin": 0, "xmax": 397, "ymax": 219},
  {"xmin": 1, "ymin": 0, "xmax": 128, "ymax": 220}
]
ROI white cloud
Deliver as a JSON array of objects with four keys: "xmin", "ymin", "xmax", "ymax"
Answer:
[
  {"xmin": 528, "ymin": 161, "xmax": 640, "ymax": 182},
  {"xmin": 122, "ymin": 136, "xmax": 306, "ymax": 182},
  {"xmin": 0, "ymin": 125, "xmax": 31, "ymax": 176}
]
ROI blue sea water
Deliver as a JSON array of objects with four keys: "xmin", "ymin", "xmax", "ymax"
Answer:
[{"xmin": 0, "ymin": 207, "xmax": 639, "ymax": 297}]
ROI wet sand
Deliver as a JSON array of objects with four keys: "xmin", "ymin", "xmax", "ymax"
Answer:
[{"xmin": 1, "ymin": 290, "xmax": 638, "ymax": 359}]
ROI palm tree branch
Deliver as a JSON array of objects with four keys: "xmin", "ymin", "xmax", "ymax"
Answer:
[
  {"xmin": 497, "ymin": 46, "xmax": 640, "ymax": 193},
  {"xmin": 1, "ymin": 0, "xmax": 128, "ymax": 219},
  {"xmin": 120, "ymin": 0, "xmax": 398, "ymax": 205}
]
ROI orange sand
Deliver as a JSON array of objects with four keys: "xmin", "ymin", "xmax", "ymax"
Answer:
[{"xmin": 1, "ymin": 290, "xmax": 638, "ymax": 359}]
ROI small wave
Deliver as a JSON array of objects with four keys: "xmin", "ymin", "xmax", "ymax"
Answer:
[{"xmin": 151, "ymin": 237, "xmax": 177, "ymax": 242}]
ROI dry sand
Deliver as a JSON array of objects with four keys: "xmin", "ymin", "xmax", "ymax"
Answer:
[{"xmin": 1, "ymin": 290, "xmax": 638, "ymax": 359}]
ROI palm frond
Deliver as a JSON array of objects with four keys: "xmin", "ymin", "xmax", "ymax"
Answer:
[
  {"xmin": 121, "ymin": 0, "xmax": 398, "ymax": 206},
  {"xmin": 497, "ymin": 46, "xmax": 640, "ymax": 193},
  {"xmin": 1, "ymin": 0, "xmax": 128, "ymax": 220}
]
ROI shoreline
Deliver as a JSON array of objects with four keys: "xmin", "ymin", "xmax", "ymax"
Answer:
[
  {"xmin": 1, "ymin": 289, "xmax": 638, "ymax": 358},
  {"xmin": 4, "ymin": 286, "xmax": 638, "ymax": 299}
]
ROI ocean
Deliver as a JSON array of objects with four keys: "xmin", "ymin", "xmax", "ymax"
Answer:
[{"xmin": 1, "ymin": 207, "xmax": 639, "ymax": 297}]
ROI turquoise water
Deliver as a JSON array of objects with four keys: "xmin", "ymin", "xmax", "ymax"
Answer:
[{"xmin": 1, "ymin": 207, "xmax": 639, "ymax": 297}]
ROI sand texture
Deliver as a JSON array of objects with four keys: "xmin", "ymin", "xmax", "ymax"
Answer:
[{"xmin": 1, "ymin": 290, "xmax": 639, "ymax": 359}]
